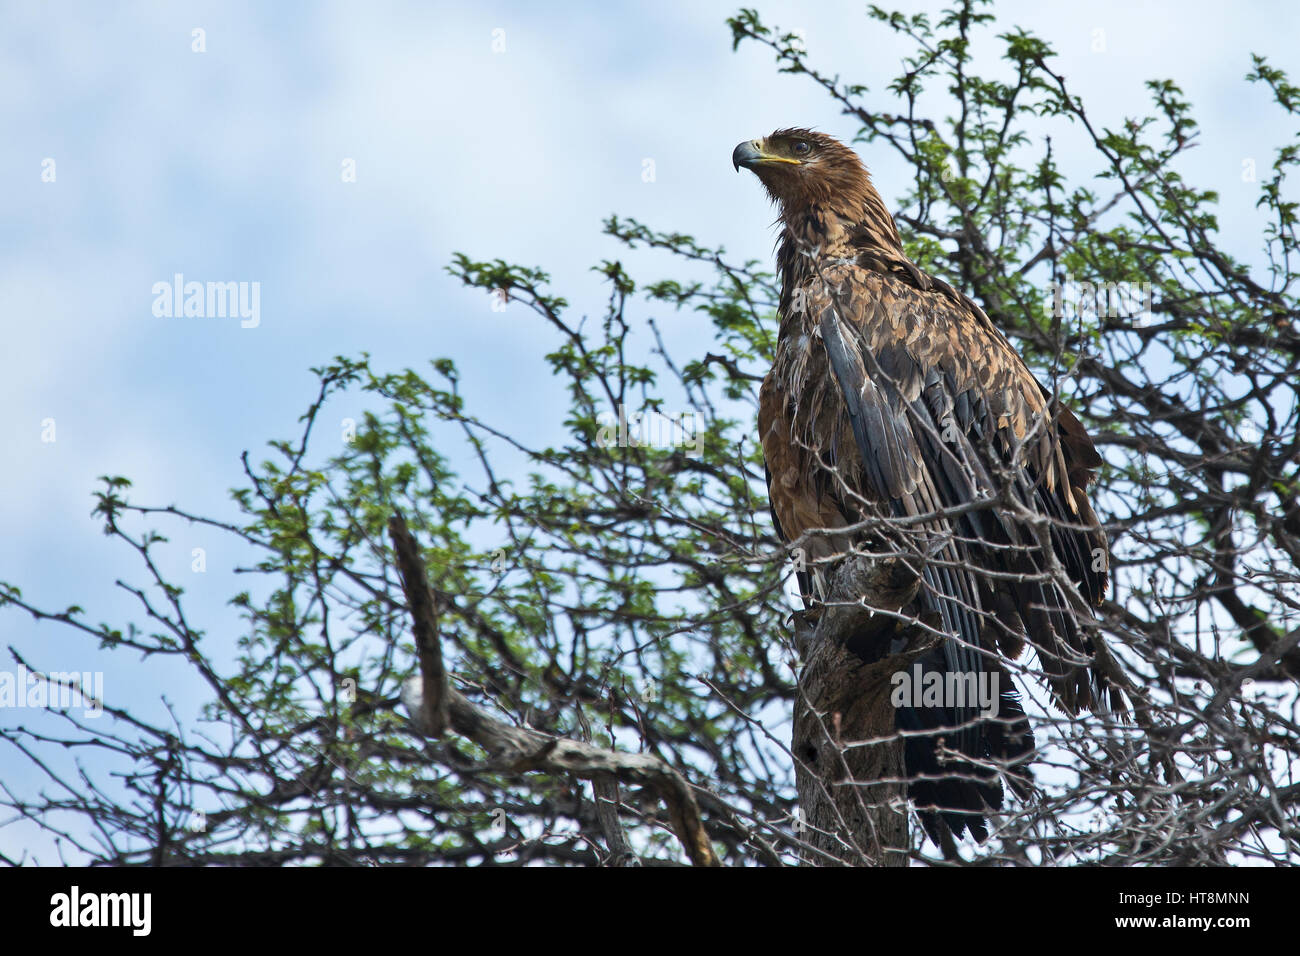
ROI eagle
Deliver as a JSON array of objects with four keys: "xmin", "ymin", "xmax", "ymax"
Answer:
[{"xmin": 733, "ymin": 128, "xmax": 1118, "ymax": 844}]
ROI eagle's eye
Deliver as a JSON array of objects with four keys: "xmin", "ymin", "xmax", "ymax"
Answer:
[{"xmin": 792, "ymin": 140, "xmax": 812, "ymax": 156}]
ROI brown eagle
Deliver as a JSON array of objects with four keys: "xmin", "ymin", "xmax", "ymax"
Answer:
[{"xmin": 734, "ymin": 128, "xmax": 1116, "ymax": 843}]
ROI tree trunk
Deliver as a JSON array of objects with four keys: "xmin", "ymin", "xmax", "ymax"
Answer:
[{"xmin": 791, "ymin": 554, "xmax": 938, "ymax": 866}]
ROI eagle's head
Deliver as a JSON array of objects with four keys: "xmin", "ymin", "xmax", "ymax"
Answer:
[{"xmin": 732, "ymin": 128, "xmax": 871, "ymax": 212}]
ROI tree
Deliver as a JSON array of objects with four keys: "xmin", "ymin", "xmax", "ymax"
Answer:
[{"xmin": 3, "ymin": 0, "xmax": 1297, "ymax": 865}]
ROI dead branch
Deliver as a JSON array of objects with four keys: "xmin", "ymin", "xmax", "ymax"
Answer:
[{"xmin": 388, "ymin": 510, "xmax": 720, "ymax": 867}]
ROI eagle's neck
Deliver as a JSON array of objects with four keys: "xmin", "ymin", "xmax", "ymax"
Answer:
[{"xmin": 776, "ymin": 191, "xmax": 907, "ymax": 328}]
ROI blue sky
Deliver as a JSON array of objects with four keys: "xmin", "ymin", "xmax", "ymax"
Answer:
[{"xmin": 1, "ymin": 0, "xmax": 1295, "ymax": 862}]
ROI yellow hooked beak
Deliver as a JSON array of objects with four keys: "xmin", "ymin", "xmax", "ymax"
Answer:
[{"xmin": 732, "ymin": 139, "xmax": 802, "ymax": 171}]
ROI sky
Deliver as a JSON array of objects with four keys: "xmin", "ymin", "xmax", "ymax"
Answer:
[{"xmin": 1, "ymin": 0, "xmax": 1295, "ymax": 863}]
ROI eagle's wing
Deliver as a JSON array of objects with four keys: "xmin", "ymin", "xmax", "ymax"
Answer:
[{"xmin": 808, "ymin": 263, "xmax": 1109, "ymax": 712}]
